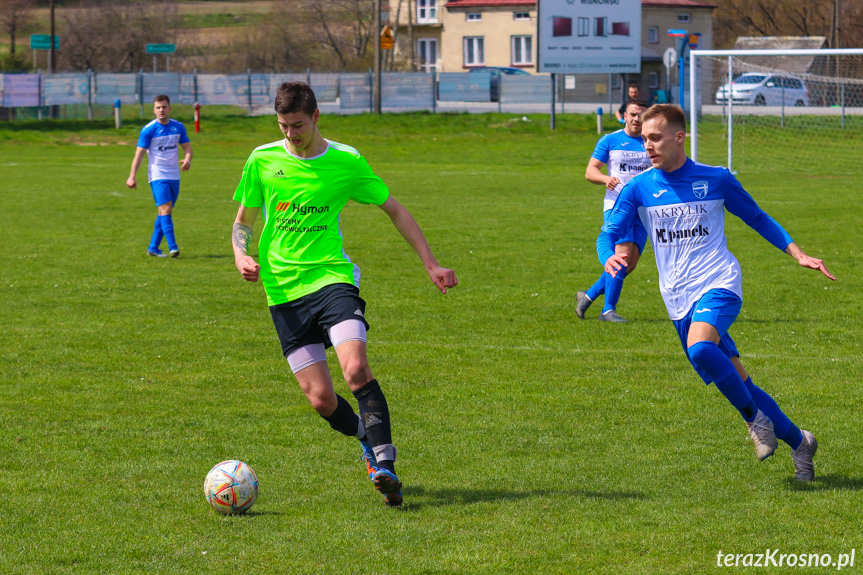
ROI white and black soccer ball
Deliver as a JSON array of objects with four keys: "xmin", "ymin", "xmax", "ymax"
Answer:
[{"xmin": 204, "ymin": 460, "xmax": 258, "ymax": 515}]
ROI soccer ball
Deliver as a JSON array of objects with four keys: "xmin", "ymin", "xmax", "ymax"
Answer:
[{"xmin": 204, "ymin": 460, "xmax": 258, "ymax": 515}]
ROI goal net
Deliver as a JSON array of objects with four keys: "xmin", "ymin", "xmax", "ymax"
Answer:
[{"xmin": 689, "ymin": 49, "xmax": 863, "ymax": 177}]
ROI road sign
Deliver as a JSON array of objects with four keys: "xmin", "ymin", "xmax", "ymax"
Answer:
[
  {"xmin": 663, "ymin": 47, "xmax": 678, "ymax": 70},
  {"xmin": 146, "ymin": 43, "xmax": 176, "ymax": 54},
  {"xmin": 380, "ymin": 26, "xmax": 394, "ymax": 50},
  {"xmin": 30, "ymin": 35, "xmax": 60, "ymax": 50}
]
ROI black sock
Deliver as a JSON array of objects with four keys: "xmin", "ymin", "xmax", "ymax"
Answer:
[
  {"xmin": 352, "ymin": 379, "xmax": 392, "ymax": 448},
  {"xmin": 321, "ymin": 394, "xmax": 360, "ymax": 437}
]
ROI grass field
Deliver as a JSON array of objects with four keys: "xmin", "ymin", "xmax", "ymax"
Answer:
[{"xmin": 1, "ymin": 110, "xmax": 861, "ymax": 574}]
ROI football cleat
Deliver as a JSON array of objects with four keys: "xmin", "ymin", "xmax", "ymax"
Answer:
[
  {"xmin": 360, "ymin": 440, "xmax": 378, "ymax": 480},
  {"xmin": 575, "ymin": 291, "xmax": 593, "ymax": 319},
  {"xmin": 169, "ymin": 249, "xmax": 180, "ymax": 258},
  {"xmin": 746, "ymin": 410, "xmax": 778, "ymax": 461},
  {"xmin": 791, "ymin": 429, "xmax": 818, "ymax": 482},
  {"xmin": 599, "ymin": 309, "xmax": 627, "ymax": 323},
  {"xmin": 372, "ymin": 468, "xmax": 403, "ymax": 507},
  {"xmin": 147, "ymin": 249, "xmax": 168, "ymax": 258}
]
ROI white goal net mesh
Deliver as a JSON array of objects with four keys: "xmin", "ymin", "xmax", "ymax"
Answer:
[{"xmin": 691, "ymin": 50, "xmax": 863, "ymax": 177}]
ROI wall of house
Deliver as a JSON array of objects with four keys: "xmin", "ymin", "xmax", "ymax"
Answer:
[{"xmin": 442, "ymin": 7, "xmax": 537, "ymax": 72}]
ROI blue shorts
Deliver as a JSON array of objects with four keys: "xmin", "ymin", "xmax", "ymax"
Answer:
[
  {"xmin": 673, "ymin": 288, "xmax": 741, "ymax": 385},
  {"xmin": 150, "ymin": 180, "xmax": 180, "ymax": 207},
  {"xmin": 603, "ymin": 209, "xmax": 647, "ymax": 255}
]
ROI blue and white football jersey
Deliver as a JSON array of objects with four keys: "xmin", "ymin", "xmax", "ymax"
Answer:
[
  {"xmin": 591, "ymin": 129, "xmax": 651, "ymax": 211},
  {"xmin": 137, "ymin": 119, "xmax": 190, "ymax": 182},
  {"xmin": 599, "ymin": 158, "xmax": 793, "ymax": 320}
]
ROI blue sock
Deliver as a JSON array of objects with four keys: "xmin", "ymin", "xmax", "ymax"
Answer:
[
  {"xmin": 743, "ymin": 377, "xmax": 802, "ymax": 449},
  {"xmin": 688, "ymin": 341, "xmax": 758, "ymax": 421},
  {"xmin": 158, "ymin": 215, "xmax": 178, "ymax": 252},
  {"xmin": 602, "ymin": 267, "xmax": 626, "ymax": 313},
  {"xmin": 585, "ymin": 272, "xmax": 607, "ymax": 301},
  {"xmin": 149, "ymin": 217, "xmax": 164, "ymax": 252}
]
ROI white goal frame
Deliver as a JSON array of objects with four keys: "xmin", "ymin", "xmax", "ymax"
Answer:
[{"xmin": 689, "ymin": 48, "xmax": 863, "ymax": 170}]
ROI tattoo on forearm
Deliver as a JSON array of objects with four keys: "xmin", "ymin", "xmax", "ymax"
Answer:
[{"xmin": 233, "ymin": 222, "xmax": 253, "ymax": 255}]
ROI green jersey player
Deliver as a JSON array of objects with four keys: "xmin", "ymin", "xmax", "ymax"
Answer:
[{"xmin": 231, "ymin": 82, "xmax": 458, "ymax": 507}]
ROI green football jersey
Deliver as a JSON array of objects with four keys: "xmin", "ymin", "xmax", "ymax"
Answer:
[{"xmin": 234, "ymin": 139, "xmax": 390, "ymax": 305}]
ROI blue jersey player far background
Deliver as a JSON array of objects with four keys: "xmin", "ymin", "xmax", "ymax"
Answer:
[
  {"xmin": 577, "ymin": 98, "xmax": 652, "ymax": 323},
  {"xmin": 598, "ymin": 104, "xmax": 835, "ymax": 482},
  {"xmin": 127, "ymin": 95, "xmax": 193, "ymax": 258}
]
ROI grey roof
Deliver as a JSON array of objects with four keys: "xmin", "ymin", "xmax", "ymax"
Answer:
[{"xmin": 731, "ymin": 36, "xmax": 827, "ymax": 74}]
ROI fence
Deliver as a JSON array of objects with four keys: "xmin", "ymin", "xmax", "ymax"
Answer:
[{"xmin": 0, "ymin": 69, "xmax": 579, "ymax": 119}]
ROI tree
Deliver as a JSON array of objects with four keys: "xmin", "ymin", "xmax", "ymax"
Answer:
[
  {"xmin": 0, "ymin": 0, "xmax": 37, "ymax": 55},
  {"xmin": 58, "ymin": 0, "xmax": 180, "ymax": 72},
  {"xmin": 712, "ymin": 0, "xmax": 863, "ymax": 50},
  {"xmin": 309, "ymin": 0, "xmax": 374, "ymax": 70}
]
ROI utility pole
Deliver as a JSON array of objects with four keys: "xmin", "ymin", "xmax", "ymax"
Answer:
[
  {"xmin": 374, "ymin": 0, "xmax": 382, "ymax": 113},
  {"xmin": 48, "ymin": 0, "xmax": 55, "ymax": 73}
]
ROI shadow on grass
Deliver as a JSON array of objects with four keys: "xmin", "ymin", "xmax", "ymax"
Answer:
[
  {"xmin": 400, "ymin": 485, "xmax": 646, "ymax": 510},
  {"xmin": 787, "ymin": 473, "xmax": 863, "ymax": 491}
]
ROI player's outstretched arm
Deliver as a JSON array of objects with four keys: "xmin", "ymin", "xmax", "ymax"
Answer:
[
  {"xmin": 126, "ymin": 147, "xmax": 147, "ymax": 189},
  {"xmin": 378, "ymin": 196, "xmax": 458, "ymax": 294},
  {"xmin": 785, "ymin": 242, "xmax": 836, "ymax": 281},
  {"xmin": 233, "ymin": 206, "xmax": 261, "ymax": 282}
]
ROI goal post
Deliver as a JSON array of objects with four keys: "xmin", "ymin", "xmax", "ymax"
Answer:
[{"xmin": 689, "ymin": 48, "xmax": 863, "ymax": 174}]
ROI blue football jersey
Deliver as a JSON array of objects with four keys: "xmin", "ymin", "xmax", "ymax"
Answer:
[
  {"xmin": 591, "ymin": 129, "xmax": 651, "ymax": 211},
  {"xmin": 599, "ymin": 158, "xmax": 793, "ymax": 319},
  {"xmin": 137, "ymin": 119, "xmax": 189, "ymax": 183}
]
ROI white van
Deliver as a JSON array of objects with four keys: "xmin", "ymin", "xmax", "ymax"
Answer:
[{"xmin": 715, "ymin": 73, "xmax": 809, "ymax": 106}]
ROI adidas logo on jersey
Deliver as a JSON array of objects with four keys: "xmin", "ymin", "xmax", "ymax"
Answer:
[{"xmin": 273, "ymin": 169, "xmax": 286, "ymax": 179}]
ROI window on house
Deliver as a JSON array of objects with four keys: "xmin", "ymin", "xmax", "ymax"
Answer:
[
  {"xmin": 464, "ymin": 37, "xmax": 484, "ymax": 67},
  {"xmin": 513, "ymin": 12, "xmax": 530, "ymax": 21},
  {"xmin": 417, "ymin": 0, "xmax": 438, "ymax": 23},
  {"xmin": 648, "ymin": 27, "xmax": 658, "ymax": 44},
  {"xmin": 467, "ymin": 13, "xmax": 482, "ymax": 22},
  {"xmin": 649, "ymin": 71, "xmax": 660, "ymax": 89},
  {"xmin": 417, "ymin": 38, "xmax": 438, "ymax": 73},
  {"xmin": 511, "ymin": 36, "xmax": 532, "ymax": 66},
  {"xmin": 677, "ymin": 13, "xmax": 691, "ymax": 23}
]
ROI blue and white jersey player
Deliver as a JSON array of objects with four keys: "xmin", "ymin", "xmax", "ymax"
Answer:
[
  {"xmin": 577, "ymin": 98, "xmax": 652, "ymax": 323},
  {"xmin": 127, "ymin": 95, "xmax": 192, "ymax": 258},
  {"xmin": 598, "ymin": 104, "xmax": 835, "ymax": 482}
]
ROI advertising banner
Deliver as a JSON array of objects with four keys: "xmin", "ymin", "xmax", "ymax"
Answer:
[{"xmin": 539, "ymin": 0, "xmax": 642, "ymax": 74}]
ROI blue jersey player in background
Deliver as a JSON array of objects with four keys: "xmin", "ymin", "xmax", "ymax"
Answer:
[
  {"xmin": 127, "ymin": 95, "xmax": 193, "ymax": 258},
  {"xmin": 599, "ymin": 105, "xmax": 835, "ymax": 482},
  {"xmin": 577, "ymin": 98, "xmax": 652, "ymax": 322}
]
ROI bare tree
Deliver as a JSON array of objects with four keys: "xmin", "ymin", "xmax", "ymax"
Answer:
[
  {"xmin": 0, "ymin": 0, "xmax": 37, "ymax": 55},
  {"xmin": 713, "ymin": 0, "xmax": 836, "ymax": 49},
  {"xmin": 309, "ymin": 0, "xmax": 374, "ymax": 69},
  {"xmin": 58, "ymin": 0, "xmax": 180, "ymax": 72},
  {"xmin": 239, "ymin": 1, "xmax": 315, "ymax": 72}
]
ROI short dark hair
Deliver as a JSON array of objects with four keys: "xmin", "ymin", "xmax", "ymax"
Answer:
[
  {"xmin": 274, "ymin": 82, "xmax": 317, "ymax": 116},
  {"xmin": 625, "ymin": 98, "xmax": 650, "ymax": 113},
  {"xmin": 641, "ymin": 104, "xmax": 686, "ymax": 134},
  {"xmin": 628, "ymin": 83, "xmax": 640, "ymax": 91},
  {"xmin": 154, "ymin": 95, "xmax": 170, "ymax": 105}
]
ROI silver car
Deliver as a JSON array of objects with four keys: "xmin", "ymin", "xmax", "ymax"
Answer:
[{"xmin": 715, "ymin": 73, "xmax": 809, "ymax": 106}]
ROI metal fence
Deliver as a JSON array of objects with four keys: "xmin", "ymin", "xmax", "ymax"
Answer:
[{"xmin": 0, "ymin": 69, "xmax": 565, "ymax": 119}]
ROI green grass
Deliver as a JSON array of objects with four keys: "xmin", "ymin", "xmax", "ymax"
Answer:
[{"xmin": 1, "ymin": 111, "xmax": 861, "ymax": 574}]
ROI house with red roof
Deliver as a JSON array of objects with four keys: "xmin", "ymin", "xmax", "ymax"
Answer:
[{"xmin": 384, "ymin": 0, "xmax": 716, "ymax": 101}]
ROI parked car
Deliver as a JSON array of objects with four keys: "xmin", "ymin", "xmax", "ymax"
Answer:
[
  {"xmin": 715, "ymin": 73, "xmax": 809, "ymax": 106},
  {"xmin": 468, "ymin": 66, "xmax": 531, "ymax": 101}
]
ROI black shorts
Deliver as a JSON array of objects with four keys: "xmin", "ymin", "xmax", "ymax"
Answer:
[{"xmin": 269, "ymin": 283, "xmax": 370, "ymax": 358}]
